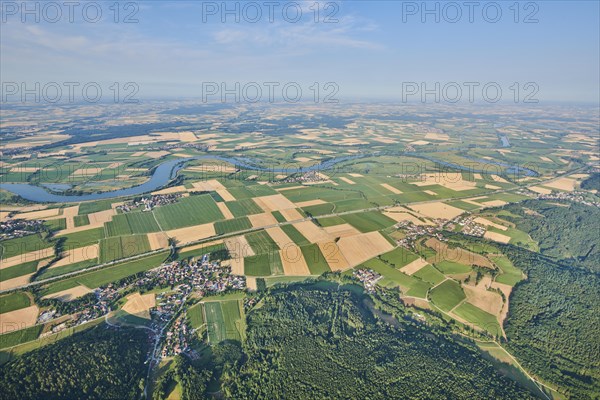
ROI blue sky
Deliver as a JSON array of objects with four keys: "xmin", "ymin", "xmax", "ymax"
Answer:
[{"xmin": 1, "ymin": 0, "xmax": 598, "ymax": 103}]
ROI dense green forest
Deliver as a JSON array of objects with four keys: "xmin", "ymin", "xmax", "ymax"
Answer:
[
  {"xmin": 499, "ymin": 200, "xmax": 600, "ymax": 272},
  {"xmin": 501, "ymin": 245, "xmax": 600, "ymax": 399},
  {"xmin": 220, "ymin": 284, "xmax": 534, "ymax": 399},
  {"xmin": 0, "ymin": 326, "xmax": 149, "ymax": 400},
  {"xmin": 580, "ymin": 173, "xmax": 600, "ymax": 191}
]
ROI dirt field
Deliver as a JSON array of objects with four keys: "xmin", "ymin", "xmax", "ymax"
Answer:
[
  {"xmin": 323, "ymin": 223, "xmax": 361, "ymax": 239},
  {"xmin": 253, "ymin": 194, "xmax": 296, "ymax": 212},
  {"xmin": 339, "ymin": 177, "xmax": 356, "ymax": 185},
  {"xmin": 276, "ymin": 185, "xmax": 306, "ymax": 191},
  {"xmin": 121, "ymin": 293, "xmax": 156, "ymax": 319},
  {"xmin": 474, "ymin": 217, "xmax": 508, "ymax": 231},
  {"xmin": 152, "ymin": 185, "xmax": 188, "ymax": 195},
  {"xmin": 0, "ymin": 305, "xmax": 39, "ymax": 333},
  {"xmin": 400, "ymin": 258, "xmax": 429, "ymax": 275},
  {"xmin": 265, "ymin": 227, "xmax": 295, "ymax": 249},
  {"xmin": 490, "ymin": 281, "xmax": 513, "ymax": 323},
  {"xmin": 335, "ymin": 231, "xmax": 395, "ymax": 270},
  {"xmin": 1, "ymin": 247, "xmax": 55, "ymax": 269},
  {"xmin": 292, "ymin": 221, "xmax": 331, "ymax": 243},
  {"xmin": 481, "ymin": 200, "xmax": 508, "ymax": 207},
  {"xmin": 245, "ymin": 276, "xmax": 258, "ymax": 290},
  {"xmin": 224, "ymin": 235, "xmax": 255, "ymax": 259},
  {"xmin": 17, "ymin": 208, "xmax": 61, "ymax": 220},
  {"xmin": 484, "ymin": 231, "xmax": 511, "ymax": 243},
  {"xmin": 225, "ymin": 257, "xmax": 244, "ymax": 275},
  {"xmin": 409, "ymin": 202, "xmax": 465, "ymax": 220},
  {"xmin": 294, "ymin": 199, "xmax": 326, "ymax": 208},
  {"xmin": 316, "ymin": 241, "xmax": 350, "ymax": 272},
  {"xmin": 425, "ymin": 238, "xmax": 493, "ymax": 268},
  {"xmin": 166, "ymin": 223, "xmax": 216, "ymax": 244},
  {"xmin": 190, "ymin": 179, "xmax": 226, "ymax": 192},
  {"xmin": 248, "ymin": 212, "xmax": 278, "ymax": 228},
  {"xmin": 348, "ymin": 173, "xmax": 363, "ymax": 177},
  {"xmin": 380, "ymin": 183, "xmax": 402, "ymax": 194},
  {"xmin": 424, "ymin": 190, "xmax": 438, "ymax": 196},
  {"xmin": 87, "ymin": 209, "xmax": 116, "ymax": 225},
  {"xmin": 44, "ymin": 285, "xmax": 93, "ymax": 301},
  {"xmin": 462, "ymin": 284, "xmax": 503, "ymax": 317},
  {"xmin": 484, "ymin": 184, "xmax": 501, "ymax": 190},
  {"xmin": 216, "ymin": 202, "xmax": 234, "ymax": 220},
  {"xmin": 279, "ymin": 249, "xmax": 312, "ymax": 275},
  {"xmin": 544, "ymin": 177, "xmax": 577, "ymax": 191},
  {"xmin": 52, "ymin": 244, "xmax": 99, "ymax": 268},
  {"xmin": 0, "ymin": 274, "xmax": 36, "ymax": 291},
  {"xmin": 279, "ymin": 208, "xmax": 303, "ymax": 221},
  {"xmin": 490, "ymin": 175, "xmax": 509, "ymax": 183},
  {"xmin": 147, "ymin": 232, "xmax": 169, "ymax": 251},
  {"xmin": 528, "ymin": 186, "xmax": 552, "ymax": 195}
]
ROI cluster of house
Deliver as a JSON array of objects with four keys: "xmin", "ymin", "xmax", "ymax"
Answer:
[
  {"xmin": 537, "ymin": 190, "xmax": 600, "ymax": 208},
  {"xmin": 280, "ymin": 170, "xmax": 328, "ymax": 184},
  {"xmin": 160, "ymin": 314, "xmax": 191, "ymax": 358},
  {"xmin": 116, "ymin": 193, "xmax": 181, "ymax": 212},
  {"xmin": 0, "ymin": 219, "xmax": 44, "ymax": 240},
  {"xmin": 353, "ymin": 269, "xmax": 382, "ymax": 292},
  {"xmin": 395, "ymin": 219, "xmax": 448, "ymax": 249},
  {"xmin": 453, "ymin": 215, "xmax": 486, "ymax": 238}
]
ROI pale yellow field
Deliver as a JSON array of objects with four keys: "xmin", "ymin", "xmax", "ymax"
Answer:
[
  {"xmin": 348, "ymin": 173, "xmax": 363, "ymax": 177},
  {"xmin": 44, "ymin": 285, "xmax": 93, "ymax": 301},
  {"xmin": 316, "ymin": 241, "xmax": 350, "ymax": 271},
  {"xmin": 147, "ymin": 232, "xmax": 169, "ymax": 250},
  {"xmin": 0, "ymin": 274, "xmax": 35, "ymax": 291},
  {"xmin": 490, "ymin": 281, "xmax": 514, "ymax": 323},
  {"xmin": 481, "ymin": 200, "xmax": 508, "ymax": 207},
  {"xmin": 224, "ymin": 235, "xmax": 255, "ymax": 259},
  {"xmin": 383, "ymin": 207, "xmax": 432, "ymax": 225},
  {"xmin": 51, "ymin": 244, "xmax": 99, "ymax": 268},
  {"xmin": 215, "ymin": 189, "xmax": 235, "ymax": 201},
  {"xmin": 279, "ymin": 208, "xmax": 303, "ymax": 221},
  {"xmin": 245, "ymin": 276, "xmax": 258, "ymax": 290},
  {"xmin": 339, "ymin": 177, "xmax": 356, "ymax": 185},
  {"xmin": 276, "ymin": 185, "xmax": 306, "ymax": 192},
  {"xmin": 335, "ymin": 231, "xmax": 394, "ymax": 270},
  {"xmin": 425, "ymin": 238, "xmax": 493, "ymax": 268},
  {"xmin": 294, "ymin": 157, "xmax": 313, "ymax": 162},
  {"xmin": 17, "ymin": 208, "xmax": 61, "ymax": 220},
  {"xmin": 0, "ymin": 305, "xmax": 39, "ymax": 333},
  {"xmin": 484, "ymin": 231, "xmax": 511, "ymax": 243},
  {"xmin": 409, "ymin": 202, "xmax": 465, "ymax": 220},
  {"xmin": 216, "ymin": 202, "xmax": 234, "ymax": 220},
  {"xmin": 166, "ymin": 223, "xmax": 216, "ymax": 244},
  {"xmin": 529, "ymin": 186, "xmax": 552, "ymax": 195},
  {"xmin": 121, "ymin": 293, "xmax": 156, "ymax": 319},
  {"xmin": 10, "ymin": 166, "xmax": 39, "ymax": 173},
  {"xmin": 539, "ymin": 156, "xmax": 553, "ymax": 162},
  {"xmin": 424, "ymin": 190, "xmax": 437, "ymax": 196},
  {"xmin": 87, "ymin": 209, "xmax": 116, "ymax": 225},
  {"xmin": 490, "ymin": 175, "xmax": 509, "ymax": 183},
  {"xmin": 380, "ymin": 183, "xmax": 402, "ymax": 194},
  {"xmin": 1, "ymin": 247, "xmax": 55, "ymax": 269},
  {"xmin": 152, "ymin": 185, "xmax": 188, "ymax": 195},
  {"xmin": 294, "ymin": 199, "xmax": 326, "ymax": 208},
  {"xmin": 265, "ymin": 227, "xmax": 295, "ymax": 249},
  {"xmin": 544, "ymin": 177, "xmax": 577, "ymax": 191},
  {"xmin": 191, "ymin": 179, "xmax": 226, "ymax": 191},
  {"xmin": 226, "ymin": 257, "xmax": 245, "ymax": 275},
  {"xmin": 485, "ymin": 184, "xmax": 501, "ymax": 190},
  {"xmin": 279, "ymin": 249, "xmax": 311, "ymax": 275},
  {"xmin": 413, "ymin": 172, "xmax": 477, "ymax": 191},
  {"xmin": 400, "ymin": 258, "xmax": 429, "ymax": 275},
  {"xmin": 462, "ymin": 285, "xmax": 503, "ymax": 317},
  {"xmin": 323, "ymin": 223, "xmax": 361, "ymax": 239},
  {"xmin": 292, "ymin": 221, "xmax": 331, "ymax": 243},
  {"xmin": 424, "ymin": 132, "xmax": 450, "ymax": 141},
  {"xmin": 474, "ymin": 217, "xmax": 508, "ymax": 231},
  {"xmin": 248, "ymin": 212, "xmax": 278, "ymax": 228},
  {"xmin": 253, "ymin": 194, "xmax": 296, "ymax": 212}
]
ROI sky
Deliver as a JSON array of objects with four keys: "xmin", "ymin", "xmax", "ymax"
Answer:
[{"xmin": 1, "ymin": 0, "xmax": 599, "ymax": 103}]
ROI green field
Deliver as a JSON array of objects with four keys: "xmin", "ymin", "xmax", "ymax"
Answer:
[
  {"xmin": 453, "ymin": 302, "xmax": 502, "ymax": 337},
  {"xmin": 99, "ymin": 235, "xmax": 151, "ymax": 263},
  {"xmin": 429, "ymin": 280, "xmax": 466, "ymax": 312},
  {"xmin": 187, "ymin": 303, "xmax": 205, "ymax": 329},
  {"xmin": 379, "ymin": 247, "xmax": 420, "ymax": 269},
  {"xmin": 0, "ymin": 325, "xmax": 43, "ymax": 349},
  {"xmin": 214, "ymin": 217, "xmax": 252, "ymax": 235},
  {"xmin": 341, "ymin": 211, "xmax": 396, "ymax": 233},
  {"xmin": 362, "ymin": 258, "xmax": 431, "ymax": 297},
  {"xmin": 245, "ymin": 231, "xmax": 279, "ymax": 254},
  {"xmin": 412, "ymin": 264, "xmax": 446, "ymax": 285},
  {"xmin": 105, "ymin": 212, "xmax": 160, "ymax": 236},
  {"xmin": 315, "ymin": 216, "xmax": 346, "ymax": 227},
  {"xmin": 244, "ymin": 253, "xmax": 282, "ymax": 276},
  {"xmin": 280, "ymin": 225, "xmax": 310, "ymax": 246},
  {"xmin": 204, "ymin": 300, "xmax": 244, "ymax": 343},
  {"xmin": 58, "ymin": 227, "xmax": 104, "ymax": 249},
  {"xmin": 153, "ymin": 195, "xmax": 223, "ymax": 230},
  {"xmin": 73, "ymin": 215, "xmax": 90, "ymax": 227},
  {"xmin": 0, "ymin": 234, "xmax": 53, "ymax": 260},
  {"xmin": 45, "ymin": 218, "xmax": 66, "ymax": 231},
  {"xmin": 226, "ymin": 199, "xmax": 263, "ymax": 217},
  {"xmin": 491, "ymin": 255, "xmax": 524, "ymax": 286},
  {"xmin": 0, "ymin": 260, "xmax": 39, "ymax": 282},
  {"xmin": 78, "ymin": 199, "xmax": 114, "ymax": 215},
  {"xmin": 0, "ymin": 292, "xmax": 31, "ymax": 313},
  {"xmin": 435, "ymin": 260, "xmax": 472, "ymax": 275},
  {"xmin": 300, "ymin": 244, "xmax": 331, "ymax": 275},
  {"xmin": 42, "ymin": 252, "xmax": 169, "ymax": 295}
]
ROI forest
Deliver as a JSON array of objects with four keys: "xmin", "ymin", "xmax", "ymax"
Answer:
[
  {"xmin": 219, "ymin": 283, "xmax": 535, "ymax": 399},
  {"xmin": 0, "ymin": 326, "xmax": 149, "ymax": 400},
  {"xmin": 499, "ymin": 200, "xmax": 600, "ymax": 272}
]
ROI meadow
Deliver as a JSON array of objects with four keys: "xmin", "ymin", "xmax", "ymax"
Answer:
[{"xmin": 153, "ymin": 195, "xmax": 223, "ymax": 230}]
